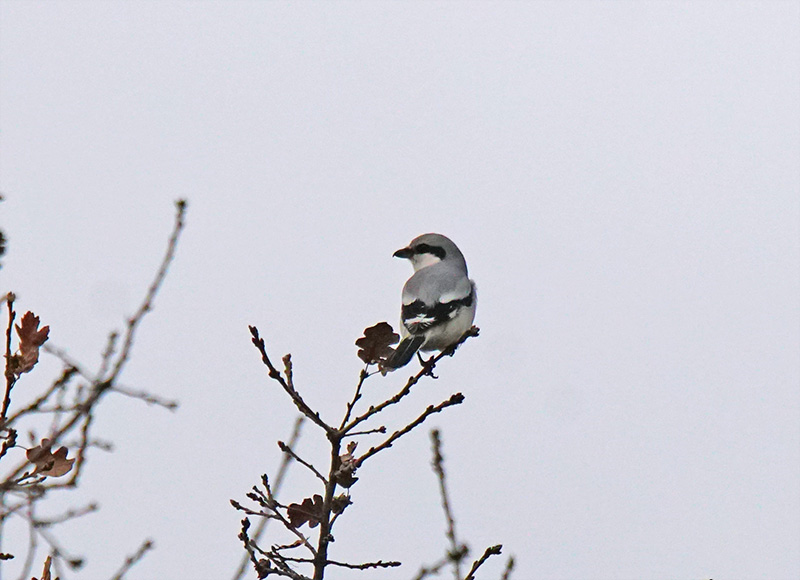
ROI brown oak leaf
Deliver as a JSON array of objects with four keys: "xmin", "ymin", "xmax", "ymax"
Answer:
[
  {"xmin": 287, "ymin": 494, "xmax": 324, "ymax": 529},
  {"xmin": 355, "ymin": 322, "xmax": 399, "ymax": 365},
  {"xmin": 26, "ymin": 438, "xmax": 75, "ymax": 478},
  {"xmin": 12, "ymin": 311, "xmax": 49, "ymax": 375}
]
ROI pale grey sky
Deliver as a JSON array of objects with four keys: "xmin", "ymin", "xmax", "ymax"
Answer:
[{"xmin": 1, "ymin": 2, "xmax": 799, "ymax": 579}]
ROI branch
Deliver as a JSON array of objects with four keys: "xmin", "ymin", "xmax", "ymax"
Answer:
[
  {"xmin": 411, "ymin": 554, "xmax": 450, "ymax": 580},
  {"xmin": 33, "ymin": 502, "xmax": 98, "ymax": 527},
  {"xmin": 343, "ymin": 327, "xmax": 478, "ymax": 434},
  {"xmin": 237, "ymin": 517, "xmax": 312, "ymax": 580},
  {"xmin": 105, "ymin": 199, "xmax": 186, "ymax": 382},
  {"xmin": 463, "ymin": 545, "xmax": 503, "ymax": 580},
  {"xmin": 500, "ymin": 555, "xmax": 515, "ymax": 580},
  {"xmin": 326, "ymin": 558, "xmax": 401, "ymax": 570},
  {"xmin": 107, "ymin": 539, "xmax": 154, "ymax": 580},
  {"xmin": 338, "ymin": 367, "xmax": 369, "ymax": 430},
  {"xmin": 355, "ymin": 393, "xmax": 465, "ymax": 467},
  {"xmin": 431, "ymin": 429, "xmax": 468, "ymax": 579},
  {"xmin": 1, "ymin": 200, "xmax": 187, "ymax": 489},
  {"xmin": 249, "ymin": 327, "xmax": 332, "ymax": 435},
  {"xmin": 278, "ymin": 440, "xmax": 327, "ymax": 485},
  {"xmin": 231, "ymin": 416, "xmax": 305, "ymax": 580},
  {"xmin": 112, "ymin": 384, "xmax": 179, "ymax": 411},
  {"xmin": 2, "ymin": 292, "xmax": 17, "ymax": 423}
]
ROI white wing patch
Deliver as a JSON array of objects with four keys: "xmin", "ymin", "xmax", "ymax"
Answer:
[{"xmin": 438, "ymin": 277, "xmax": 472, "ymax": 304}]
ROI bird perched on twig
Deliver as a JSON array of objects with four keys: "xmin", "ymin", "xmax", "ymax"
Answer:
[{"xmin": 384, "ymin": 233, "xmax": 476, "ymax": 369}]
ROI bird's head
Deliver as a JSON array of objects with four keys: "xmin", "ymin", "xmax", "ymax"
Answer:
[{"xmin": 393, "ymin": 233, "xmax": 467, "ymax": 273}]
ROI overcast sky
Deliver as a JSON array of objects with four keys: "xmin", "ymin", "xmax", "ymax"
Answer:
[{"xmin": 1, "ymin": 2, "xmax": 799, "ymax": 579}]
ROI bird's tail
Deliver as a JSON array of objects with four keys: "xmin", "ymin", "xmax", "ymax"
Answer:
[{"xmin": 384, "ymin": 335, "xmax": 426, "ymax": 369}]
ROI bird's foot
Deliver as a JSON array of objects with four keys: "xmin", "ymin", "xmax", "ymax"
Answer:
[{"xmin": 418, "ymin": 352, "xmax": 439, "ymax": 379}]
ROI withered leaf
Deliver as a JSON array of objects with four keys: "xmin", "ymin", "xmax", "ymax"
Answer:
[
  {"xmin": 26, "ymin": 438, "xmax": 75, "ymax": 478},
  {"xmin": 355, "ymin": 322, "xmax": 399, "ymax": 365},
  {"xmin": 287, "ymin": 494, "xmax": 324, "ymax": 529},
  {"xmin": 333, "ymin": 441, "xmax": 359, "ymax": 488},
  {"xmin": 12, "ymin": 311, "xmax": 50, "ymax": 375},
  {"xmin": 331, "ymin": 493, "xmax": 352, "ymax": 515}
]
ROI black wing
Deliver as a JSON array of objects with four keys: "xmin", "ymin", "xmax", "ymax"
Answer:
[{"xmin": 401, "ymin": 292, "xmax": 474, "ymax": 334}]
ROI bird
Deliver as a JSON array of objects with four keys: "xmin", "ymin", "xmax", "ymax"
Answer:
[{"xmin": 384, "ymin": 233, "xmax": 476, "ymax": 369}]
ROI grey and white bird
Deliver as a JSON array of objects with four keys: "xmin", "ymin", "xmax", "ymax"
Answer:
[{"xmin": 385, "ymin": 233, "xmax": 476, "ymax": 369}]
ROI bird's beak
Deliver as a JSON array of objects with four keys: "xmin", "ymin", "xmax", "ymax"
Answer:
[{"xmin": 393, "ymin": 247, "xmax": 413, "ymax": 259}]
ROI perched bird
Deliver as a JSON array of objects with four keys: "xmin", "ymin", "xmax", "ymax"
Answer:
[{"xmin": 385, "ymin": 233, "xmax": 476, "ymax": 369}]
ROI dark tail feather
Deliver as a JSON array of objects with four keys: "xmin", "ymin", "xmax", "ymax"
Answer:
[{"xmin": 385, "ymin": 335, "xmax": 425, "ymax": 369}]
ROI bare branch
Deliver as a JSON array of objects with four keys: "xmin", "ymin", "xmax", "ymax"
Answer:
[
  {"xmin": 111, "ymin": 384, "xmax": 178, "ymax": 411},
  {"xmin": 278, "ymin": 441, "xmax": 327, "ymax": 485},
  {"xmin": 2, "ymin": 292, "xmax": 17, "ymax": 423},
  {"xmin": 500, "ymin": 555, "xmax": 515, "ymax": 580},
  {"xmin": 343, "ymin": 425, "xmax": 386, "ymax": 437},
  {"xmin": 411, "ymin": 554, "xmax": 449, "ymax": 580},
  {"xmin": 33, "ymin": 503, "xmax": 98, "ymax": 527},
  {"xmin": 326, "ymin": 558, "xmax": 401, "ymax": 570},
  {"xmin": 463, "ymin": 545, "xmax": 503, "ymax": 580},
  {"xmin": 431, "ymin": 429, "xmax": 468, "ymax": 579},
  {"xmin": 104, "ymin": 199, "xmax": 186, "ymax": 383},
  {"xmin": 96, "ymin": 331, "xmax": 118, "ymax": 384},
  {"xmin": 355, "ymin": 393, "xmax": 465, "ymax": 468},
  {"xmin": 231, "ymin": 416, "xmax": 305, "ymax": 580},
  {"xmin": 249, "ymin": 327, "xmax": 333, "ymax": 435},
  {"xmin": 5, "ymin": 366, "xmax": 76, "ymax": 425},
  {"xmin": 343, "ymin": 327, "xmax": 478, "ymax": 435},
  {"xmin": 107, "ymin": 539, "xmax": 154, "ymax": 580},
  {"xmin": 339, "ymin": 367, "xmax": 370, "ymax": 430}
]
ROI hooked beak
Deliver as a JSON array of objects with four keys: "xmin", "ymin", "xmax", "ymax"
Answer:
[{"xmin": 393, "ymin": 247, "xmax": 413, "ymax": 259}]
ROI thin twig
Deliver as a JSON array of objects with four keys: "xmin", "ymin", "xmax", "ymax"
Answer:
[
  {"xmin": 343, "ymin": 426, "xmax": 386, "ymax": 437},
  {"xmin": 33, "ymin": 503, "xmax": 98, "ymax": 527},
  {"xmin": 96, "ymin": 331, "xmax": 118, "ymax": 384},
  {"xmin": 112, "ymin": 385, "xmax": 178, "ymax": 410},
  {"xmin": 325, "ymin": 558, "xmax": 401, "ymax": 569},
  {"xmin": 500, "ymin": 555, "xmax": 515, "ymax": 580},
  {"xmin": 105, "ymin": 199, "xmax": 186, "ymax": 383},
  {"xmin": 339, "ymin": 367, "xmax": 369, "ymax": 430},
  {"xmin": 2, "ymin": 293, "xmax": 17, "ymax": 423},
  {"xmin": 411, "ymin": 554, "xmax": 449, "ymax": 580},
  {"xmin": 463, "ymin": 545, "xmax": 503, "ymax": 580},
  {"xmin": 249, "ymin": 328, "xmax": 332, "ymax": 435},
  {"xmin": 343, "ymin": 327, "xmax": 478, "ymax": 435},
  {"xmin": 240, "ymin": 416, "xmax": 304, "ymax": 560},
  {"xmin": 278, "ymin": 441, "xmax": 327, "ymax": 484},
  {"xmin": 107, "ymin": 539, "xmax": 154, "ymax": 580},
  {"xmin": 431, "ymin": 429, "xmax": 467, "ymax": 579},
  {"xmin": 5, "ymin": 366, "xmax": 76, "ymax": 425},
  {"xmin": 355, "ymin": 393, "xmax": 465, "ymax": 467}
]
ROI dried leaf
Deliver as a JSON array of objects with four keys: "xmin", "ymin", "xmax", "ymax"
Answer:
[
  {"xmin": 26, "ymin": 439, "xmax": 75, "ymax": 478},
  {"xmin": 333, "ymin": 441, "xmax": 359, "ymax": 488},
  {"xmin": 11, "ymin": 311, "xmax": 49, "ymax": 375},
  {"xmin": 355, "ymin": 322, "xmax": 399, "ymax": 364},
  {"xmin": 287, "ymin": 494, "xmax": 324, "ymax": 528},
  {"xmin": 331, "ymin": 493, "xmax": 352, "ymax": 515}
]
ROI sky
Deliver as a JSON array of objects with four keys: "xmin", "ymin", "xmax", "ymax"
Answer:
[{"xmin": 1, "ymin": 2, "xmax": 799, "ymax": 579}]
